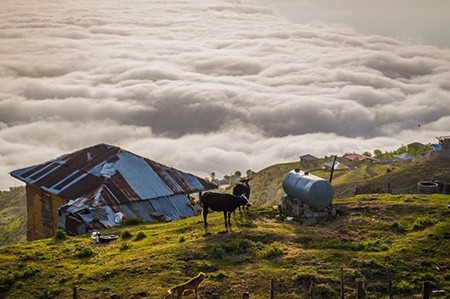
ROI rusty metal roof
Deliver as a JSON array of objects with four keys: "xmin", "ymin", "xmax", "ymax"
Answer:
[
  {"xmin": 58, "ymin": 192, "xmax": 202, "ymax": 235},
  {"xmin": 10, "ymin": 143, "xmax": 217, "ymax": 203}
]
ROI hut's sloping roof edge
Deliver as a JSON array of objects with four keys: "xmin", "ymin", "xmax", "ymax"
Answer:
[{"xmin": 10, "ymin": 143, "xmax": 217, "ymax": 203}]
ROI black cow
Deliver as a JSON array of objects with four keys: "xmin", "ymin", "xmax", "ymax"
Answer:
[
  {"xmin": 201, "ymin": 192, "xmax": 251, "ymax": 228},
  {"xmin": 232, "ymin": 178, "xmax": 251, "ymax": 212}
]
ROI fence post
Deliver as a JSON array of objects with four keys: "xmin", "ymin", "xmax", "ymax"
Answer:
[
  {"xmin": 340, "ymin": 267, "xmax": 344, "ymax": 299},
  {"xmin": 357, "ymin": 280, "xmax": 366, "ymax": 299},
  {"xmin": 270, "ymin": 278, "xmax": 274, "ymax": 299},
  {"xmin": 387, "ymin": 269, "xmax": 393, "ymax": 299},
  {"xmin": 422, "ymin": 281, "xmax": 431, "ymax": 299},
  {"xmin": 242, "ymin": 292, "xmax": 250, "ymax": 299},
  {"xmin": 73, "ymin": 286, "xmax": 78, "ymax": 299},
  {"xmin": 308, "ymin": 279, "xmax": 314, "ymax": 299}
]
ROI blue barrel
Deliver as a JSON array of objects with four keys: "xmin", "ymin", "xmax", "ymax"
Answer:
[{"xmin": 282, "ymin": 170, "xmax": 334, "ymax": 209}]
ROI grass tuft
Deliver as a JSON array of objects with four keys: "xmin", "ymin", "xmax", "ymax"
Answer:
[
  {"xmin": 54, "ymin": 229, "xmax": 67, "ymax": 241},
  {"xmin": 74, "ymin": 245, "xmax": 94, "ymax": 258},
  {"xmin": 412, "ymin": 216, "xmax": 437, "ymax": 231},
  {"xmin": 121, "ymin": 230, "xmax": 132, "ymax": 239},
  {"xmin": 258, "ymin": 242, "xmax": 283, "ymax": 259},
  {"xmin": 390, "ymin": 222, "xmax": 406, "ymax": 233},
  {"xmin": 120, "ymin": 242, "xmax": 130, "ymax": 251},
  {"xmin": 122, "ymin": 218, "xmax": 143, "ymax": 226},
  {"xmin": 134, "ymin": 231, "xmax": 147, "ymax": 241}
]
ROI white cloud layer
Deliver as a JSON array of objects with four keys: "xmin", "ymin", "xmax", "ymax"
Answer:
[{"xmin": 1, "ymin": 0, "xmax": 449, "ymax": 189}]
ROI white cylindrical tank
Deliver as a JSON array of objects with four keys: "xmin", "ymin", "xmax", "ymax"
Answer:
[{"xmin": 282, "ymin": 169, "xmax": 334, "ymax": 209}]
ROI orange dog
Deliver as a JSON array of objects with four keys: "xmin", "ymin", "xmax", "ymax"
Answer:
[{"xmin": 164, "ymin": 272, "xmax": 206, "ymax": 299}]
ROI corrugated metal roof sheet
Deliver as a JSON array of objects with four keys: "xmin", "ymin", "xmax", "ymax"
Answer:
[
  {"xmin": 10, "ymin": 143, "xmax": 217, "ymax": 203},
  {"xmin": 118, "ymin": 194, "xmax": 200, "ymax": 221},
  {"xmin": 12, "ymin": 143, "xmax": 217, "ymax": 234},
  {"xmin": 58, "ymin": 193, "xmax": 200, "ymax": 234}
]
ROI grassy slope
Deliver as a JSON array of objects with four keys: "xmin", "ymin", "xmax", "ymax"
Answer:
[
  {"xmin": 2, "ymin": 159, "xmax": 448, "ymax": 246},
  {"xmin": 0, "ymin": 187, "xmax": 27, "ymax": 246},
  {"xmin": 248, "ymin": 159, "xmax": 450, "ymax": 206},
  {"xmin": 1, "ymin": 194, "xmax": 449, "ymax": 299}
]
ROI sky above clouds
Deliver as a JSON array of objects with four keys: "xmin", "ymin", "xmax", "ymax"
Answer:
[
  {"xmin": 1, "ymin": 0, "xmax": 449, "ymax": 189},
  {"xmin": 256, "ymin": 0, "xmax": 450, "ymax": 48}
]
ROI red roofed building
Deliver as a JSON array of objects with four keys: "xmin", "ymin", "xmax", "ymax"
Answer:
[{"xmin": 343, "ymin": 153, "xmax": 377, "ymax": 163}]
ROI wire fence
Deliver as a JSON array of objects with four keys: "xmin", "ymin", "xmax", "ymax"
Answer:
[{"xmin": 40, "ymin": 273, "xmax": 445, "ymax": 299}]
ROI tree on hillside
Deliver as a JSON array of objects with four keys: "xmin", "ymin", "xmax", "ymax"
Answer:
[
  {"xmin": 395, "ymin": 145, "xmax": 408, "ymax": 155},
  {"xmin": 363, "ymin": 151, "xmax": 372, "ymax": 157},
  {"xmin": 210, "ymin": 172, "xmax": 216, "ymax": 181},
  {"xmin": 373, "ymin": 149, "xmax": 382, "ymax": 157},
  {"xmin": 393, "ymin": 143, "xmax": 432, "ymax": 156},
  {"xmin": 234, "ymin": 170, "xmax": 241, "ymax": 178},
  {"xmin": 223, "ymin": 175, "xmax": 230, "ymax": 183},
  {"xmin": 408, "ymin": 143, "xmax": 432, "ymax": 156}
]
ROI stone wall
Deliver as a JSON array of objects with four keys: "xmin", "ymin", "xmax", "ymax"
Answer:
[{"xmin": 281, "ymin": 194, "xmax": 336, "ymax": 225}]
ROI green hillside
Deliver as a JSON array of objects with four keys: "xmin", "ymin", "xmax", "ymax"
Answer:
[
  {"xmin": 0, "ymin": 187, "xmax": 26, "ymax": 246},
  {"xmin": 248, "ymin": 159, "xmax": 450, "ymax": 207},
  {"xmin": 3, "ymin": 159, "xmax": 448, "ymax": 247},
  {"xmin": 1, "ymin": 194, "xmax": 449, "ymax": 299}
]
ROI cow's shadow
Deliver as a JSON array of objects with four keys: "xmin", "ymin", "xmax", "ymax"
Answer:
[{"xmin": 203, "ymin": 226, "xmax": 233, "ymax": 235}]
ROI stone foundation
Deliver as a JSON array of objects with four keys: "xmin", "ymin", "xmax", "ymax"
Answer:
[{"xmin": 281, "ymin": 195, "xmax": 336, "ymax": 225}]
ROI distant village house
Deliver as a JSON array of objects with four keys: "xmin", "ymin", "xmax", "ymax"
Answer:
[
  {"xmin": 299, "ymin": 154, "xmax": 319, "ymax": 166},
  {"xmin": 426, "ymin": 136, "xmax": 450, "ymax": 160},
  {"xmin": 343, "ymin": 153, "xmax": 377, "ymax": 163},
  {"xmin": 393, "ymin": 153, "xmax": 414, "ymax": 162},
  {"xmin": 323, "ymin": 160, "xmax": 350, "ymax": 171},
  {"xmin": 10, "ymin": 144, "xmax": 217, "ymax": 240}
]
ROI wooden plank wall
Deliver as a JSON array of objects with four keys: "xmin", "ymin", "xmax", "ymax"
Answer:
[{"xmin": 26, "ymin": 185, "xmax": 69, "ymax": 241}]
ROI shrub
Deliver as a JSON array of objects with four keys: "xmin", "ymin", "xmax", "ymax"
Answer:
[
  {"xmin": 356, "ymin": 239, "xmax": 389, "ymax": 252},
  {"xmin": 315, "ymin": 283, "xmax": 337, "ymax": 298},
  {"xmin": 134, "ymin": 231, "xmax": 147, "ymax": 241},
  {"xmin": 120, "ymin": 242, "xmax": 129, "ymax": 251},
  {"xmin": 54, "ymin": 229, "xmax": 67, "ymax": 241},
  {"xmin": 0, "ymin": 266, "xmax": 39, "ymax": 293},
  {"xmin": 210, "ymin": 245, "xmax": 227, "ymax": 259},
  {"xmin": 390, "ymin": 222, "xmax": 406, "ymax": 233},
  {"xmin": 209, "ymin": 238, "xmax": 258, "ymax": 258},
  {"xmin": 259, "ymin": 242, "xmax": 283, "ymax": 259},
  {"xmin": 412, "ymin": 216, "xmax": 437, "ymax": 231},
  {"xmin": 179, "ymin": 236, "xmax": 185, "ymax": 243},
  {"xmin": 394, "ymin": 280, "xmax": 415, "ymax": 294},
  {"xmin": 18, "ymin": 251, "xmax": 44, "ymax": 262},
  {"xmin": 75, "ymin": 245, "xmax": 94, "ymax": 258},
  {"xmin": 121, "ymin": 230, "xmax": 132, "ymax": 239},
  {"xmin": 358, "ymin": 259, "xmax": 389, "ymax": 279},
  {"xmin": 292, "ymin": 272, "xmax": 316, "ymax": 284},
  {"xmin": 122, "ymin": 218, "xmax": 143, "ymax": 226}
]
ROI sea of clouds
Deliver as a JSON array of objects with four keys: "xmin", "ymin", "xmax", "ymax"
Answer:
[{"xmin": 1, "ymin": 0, "xmax": 449, "ymax": 189}]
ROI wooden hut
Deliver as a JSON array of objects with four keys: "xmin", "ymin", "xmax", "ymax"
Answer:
[{"xmin": 10, "ymin": 144, "xmax": 217, "ymax": 240}]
